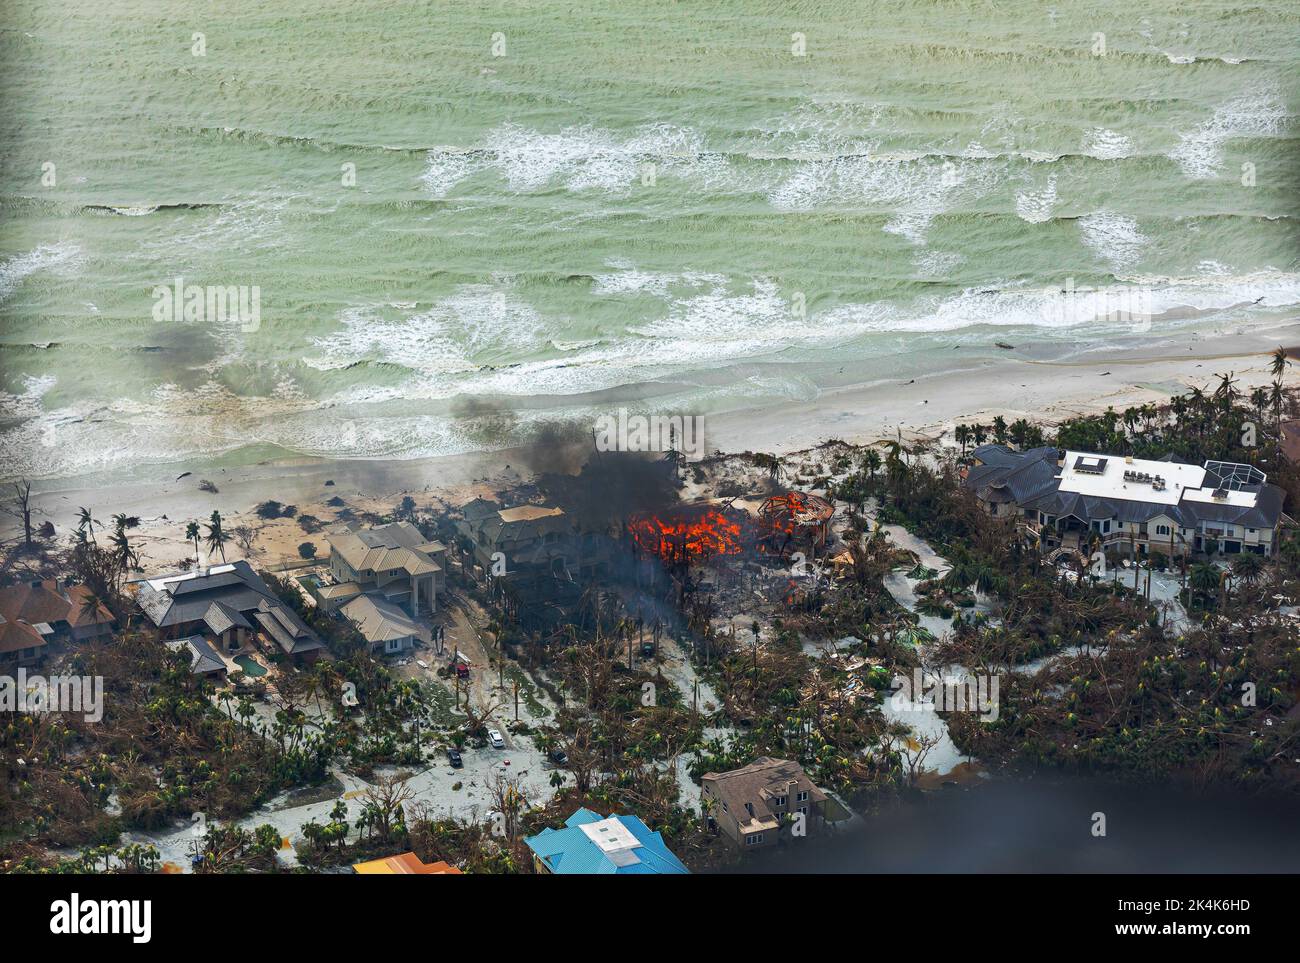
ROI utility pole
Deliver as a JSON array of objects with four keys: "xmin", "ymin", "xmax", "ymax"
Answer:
[{"xmin": 514, "ymin": 680, "xmax": 519, "ymax": 722}]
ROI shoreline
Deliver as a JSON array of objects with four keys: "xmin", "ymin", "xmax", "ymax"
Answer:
[{"xmin": 11, "ymin": 321, "xmax": 1297, "ymax": 573}]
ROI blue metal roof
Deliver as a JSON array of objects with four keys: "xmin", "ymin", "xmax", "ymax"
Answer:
[{"xmin": 524, "ymin": 808, "xmax": 690, "ymax": 875}]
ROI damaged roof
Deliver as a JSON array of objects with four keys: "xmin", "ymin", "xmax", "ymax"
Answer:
[
  {"xmin": 523, "ymin": 808, "xmax": 689, "ymax": 875},
  {"xmin": 165, "ymin": 635, "xmax": 227, "ymax": 675},
  {"xmin": 702, "ymin": 756, "xmax": 827, "ymax": 834},
  {"xmin": 0, "ymin": 614, "xmax": 45, "ymax": 655}
]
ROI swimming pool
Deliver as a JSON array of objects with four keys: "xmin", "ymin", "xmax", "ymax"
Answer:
[{"xmin": 234, "ymin": 655, "xmax": 267, "ymax": 677}]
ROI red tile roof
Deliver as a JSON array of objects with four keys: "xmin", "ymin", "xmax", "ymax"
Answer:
[
  {"xmin": 0, "ymin": 579, "xmax": 112, "ymax": 631},
  {"xmin": 0, "ymin": 615, "xmax": 45, "ymax": 655}
]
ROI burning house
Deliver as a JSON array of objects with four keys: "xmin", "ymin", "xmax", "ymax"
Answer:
[
  {"xmin": 627, "ymin": 502, "xmax": 746, "ymax": 567},
  {"xmin": 758, "ymin": 492, "xmax": 835, "ymax": 553}
]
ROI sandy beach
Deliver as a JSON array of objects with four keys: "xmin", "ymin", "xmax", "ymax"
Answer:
[{"xmin": 9, "ymin": 320, "xmax": 1297, "ymax": 574}]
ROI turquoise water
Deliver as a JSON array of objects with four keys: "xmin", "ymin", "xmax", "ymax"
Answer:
[
  {"xmin": 1, "ymin": 0, "xmax": 1297, "ymax": 480},
  {"xmin": 233, "ymin": 654, "xmax": 267, "ymax": 677}
]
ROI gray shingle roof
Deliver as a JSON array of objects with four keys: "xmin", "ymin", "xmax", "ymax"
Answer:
[
  {"xmin": 252, "ymin": 599, "xmax": 324, "ymax": 656},
  {"xmin": 166, "ymin": 635, "xmax": 227, "ymax": 675},
  {"xmin": 135, "ymin": 560, "xmax": 278, "ymax": 631}
]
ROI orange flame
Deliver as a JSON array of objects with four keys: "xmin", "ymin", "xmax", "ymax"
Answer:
[{"xmin": 629, "ymin": 508, "xmax": 744, "ymax": 563}]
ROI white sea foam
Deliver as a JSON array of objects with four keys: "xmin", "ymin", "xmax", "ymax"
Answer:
[
  {"xmin": 770, "ymin": 153, "xmax": 993, "ymax": 246},
  {"xmin": 0, "ymin": 242, "xmax": 82, "ymax": 302},
  {"xmin": 1081, "ymin": 128, "xmax": 1134, "ymax": 160},
  {"xmin": 913, "ymin": 250, "xmax": 966, "ymax": 278},
  {"xmin": 1015, "ymin": 174, "xmax": 1058, "ymax": 223},
  {"xmin": 422, "ymin": 123, "xmax": 730, "ymax": 197},
  {"xmin": 1078, "ymin": 211, "xmax": 1149, "ymax": 270},
  {"xmin": 420, "ymin": 149, "xmax": 487, "ymax": 198},
  {"xmin": 1169, "ymin": 85, "xmax": 1287, "ymax": 179},
  {"xmin": 592, "ymin": 267, "xmax": 725, "ymax": 298},
  {"xmin": 305, "ymin": 286, "xmax": 550, "ymax": 375},
  {"xmin": 11, "ymin": 264, "xmax": 1299, "ymax": 477},
  {"xmin": 0, "ymin": 374, "xmax": 56, "ymax": 419}
]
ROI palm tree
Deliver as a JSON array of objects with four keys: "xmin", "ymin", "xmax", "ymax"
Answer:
[
  {"xmin": 1270, "ymin": 346, "xmax": 1290, "ymax": 381},
  {"xmin": 862, "ymin": 448, "xmax": 882, "ymax": 479},
  {"xmin": 1212, "ymin": 372, "xmax": 1240, "ymax": 431},
  {"xmin": 1188, "ymin": 562, "xmax": 1219, "ymax": 611},
  {"xmin": 1268, "ymin": 347, "xmax": 1290, "ymax": 458},
  {"xmin": 205, "ymin": 510, "xmax": 228, "ymax": 563},
  {"xmin": 883, "ymin": 440, "xmax": 908, "ymax": 493},
  {"xmin": 109, "ymin": 525, "xmax": 138, "ymax": 577},
  {"xmin": 76, "ymin": 507, "xmax": 97, "ymax": 545},
  {"xmin": 185, "ymin": 521, "xmax": 202, "ymax": 568},
  {"xmin": 991, "ymin": 415, "xmax": 1008, "ymax": 444},
  {"xmin": 79, "ymin": 590, "xmax": 109, "ymax": 625},
  {"xmin": 1229, "ymin": 552, "xmax": 1263, "ymax": 588},
  {"xmin": 954, "ymin": 424, "xmax": 971, "ymax": 457},
  {"xmin": 1122, "ymin": 407, "xmax": 1139, "ymax": 437}
]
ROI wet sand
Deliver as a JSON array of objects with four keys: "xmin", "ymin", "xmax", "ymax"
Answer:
[{"xmin": 11, "ymin": 321, "xmax": 1297, "ymax": 573}]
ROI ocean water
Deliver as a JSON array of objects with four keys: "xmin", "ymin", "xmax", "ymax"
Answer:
[{"xmin": 1, "ymin": 0, "xmax": 1298, "ymax": 481}]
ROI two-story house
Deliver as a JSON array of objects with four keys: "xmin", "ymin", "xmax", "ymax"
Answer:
[
  {"xmin": 702, "ymin": 756, "xmax": 828, "ymax": 851},
  {"xmin": 456, "ymin": 501, "xmax": 612, "ymax": 585},
  {"xmin": 325, "ymin": 521, "xmax": 446, "ymax": 616},
  {"xmin": 963, "ymin": 446, "xmax": 1288, "ymax": 557}
]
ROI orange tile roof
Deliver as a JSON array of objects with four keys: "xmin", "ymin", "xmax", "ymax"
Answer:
[
  {"xmin": 352, "ymin": 853, "xmax": 462, "ymax": 874},
  {"xmin": 0, "ymin": 580, "xmax": 112, "ymax": 630},
  {"xmin": 0, "ymin": 616, "xmax": 45, "ymax": 655}
]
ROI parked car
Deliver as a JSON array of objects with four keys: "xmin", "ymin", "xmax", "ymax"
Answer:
[
  {"xmin": 487, "ymin": 729, "xmax": 505, "ymax": 749},
  {"xmin": 548, "ymin": 748, "xmax": 568, "ymax": 765},
  {"xmin": 455, "ymin": 663, "xmax": 470, "ymax": 679},
  {"xmin": 446, "ymin": 747, "xmax": 463, "ymax": 768}
]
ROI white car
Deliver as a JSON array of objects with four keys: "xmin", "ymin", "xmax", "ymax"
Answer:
[{"xmin": 487, "ymin": 729, "xmax": 505, "ymax": 749}]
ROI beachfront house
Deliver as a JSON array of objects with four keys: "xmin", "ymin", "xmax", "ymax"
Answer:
[
  {"xmin": 0, "ymin": 578, "xmax": 117, "ymax": 669},
  {"xmin": 325, "ymin": 521, "xmax": 446, "ymax": 616},
  {"xmin": 701, "ymin": 756, "xmax": 828, "ymax": 851},
  {"xmin": 964, "ymin": 446, "xmax": 1288, "ymax": 557},
  {"xmin": 523, "ymin": 808, "xmax": 689, "ymax": 875},
  {"xmin": 134, "ymin": 560, "xmax": 324, "ymax": 662},
  {"xmin": 456, "ymin": 502, "xmax": 612, "ymax": 586}
]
